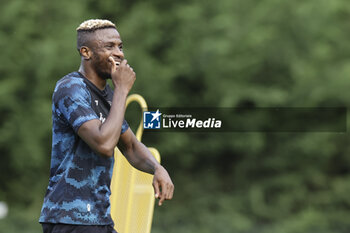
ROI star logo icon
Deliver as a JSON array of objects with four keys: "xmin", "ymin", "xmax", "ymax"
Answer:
[
  {"xmin": 143, "ymin": 109, "xmax": 162, "ymax": 129},
  {"xmin": 150, "ymin": 109, "xmax": 162, "ymax": 122}
]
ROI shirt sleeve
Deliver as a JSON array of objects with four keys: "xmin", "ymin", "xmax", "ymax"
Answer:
[
  {"xmin": 54, "ymin": 78, "xmax": 99, "ymax": 133},
  {"xmin": 121, "ymin": 119, "xmax": 129, "ymax": 134}
]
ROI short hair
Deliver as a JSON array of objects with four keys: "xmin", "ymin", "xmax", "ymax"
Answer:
[
  {"xmin": 76, "ymin": 19, "xmax": 117, "ymax": 54},
  {"xmin": 76, "ymin": 19, "xmax": 116, "ymax": 31}
]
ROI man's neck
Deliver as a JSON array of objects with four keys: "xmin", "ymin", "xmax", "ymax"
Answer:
[{"xmin": 78, "ymin": 65, "xmax": 107, "ymax": 90}]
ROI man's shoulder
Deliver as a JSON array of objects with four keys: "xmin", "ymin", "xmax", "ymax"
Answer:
[
  {"xmin": 55, "ymin": 72, "xmax": 86, "ymax": 91},
  {"xmin": 53, "ymin": 72, "xmax": 91, "ymax": 99}
]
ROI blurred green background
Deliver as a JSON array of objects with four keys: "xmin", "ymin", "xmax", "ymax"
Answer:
[{"xmin": 1, "ymin": 0, "xmax": 350, "ymax": 232}]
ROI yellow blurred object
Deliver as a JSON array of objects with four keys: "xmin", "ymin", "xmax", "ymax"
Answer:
[{"xmin": 110, "ymin": 94, "xmax": 160, "ymax": 233}]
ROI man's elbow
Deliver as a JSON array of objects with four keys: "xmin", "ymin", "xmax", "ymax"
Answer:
[{"xmin": 97, "ymin": 144, "xmax": 115, "ymax": 158}]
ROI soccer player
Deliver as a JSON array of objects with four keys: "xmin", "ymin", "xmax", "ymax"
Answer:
[{"xmin": 39, "ymin": 19, "xmax": 174, "ymax": 233}]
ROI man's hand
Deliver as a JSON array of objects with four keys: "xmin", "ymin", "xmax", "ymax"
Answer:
[
  {"xmin": 152, "ymin": 165, "xmax": 174, "ymax": 206},
  {"xmin": 118, "ymin": 129, "xmax": 175, "ymax": 206},
  {"xmin": 108, "ymin": 57, "xmax": 136, "ymax": 93}
]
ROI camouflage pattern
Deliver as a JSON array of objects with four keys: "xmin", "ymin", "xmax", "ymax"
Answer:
[{"xmin": 39, "ymin": 72, "xmax": 129, "ymax": 225}]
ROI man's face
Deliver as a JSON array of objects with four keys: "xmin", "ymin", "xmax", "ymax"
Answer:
[{"xmin": 89, "ymin": 28, "xmax": 124, "ymax": 79}]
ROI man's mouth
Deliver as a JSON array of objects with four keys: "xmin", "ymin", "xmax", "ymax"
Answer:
[{"xmin": 110, "ymin": 57, "xmax": 121, "ymax": 66}]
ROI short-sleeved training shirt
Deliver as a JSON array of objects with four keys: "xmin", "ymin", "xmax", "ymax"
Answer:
[{"xmin": 39, "ymin": 71, "xmax": 129, "ymax": 225}]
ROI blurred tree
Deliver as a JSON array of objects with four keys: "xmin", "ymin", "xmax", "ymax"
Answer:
[{"xmin": 1, "ymin": 0, "xmax": 350, "ymax": 232}]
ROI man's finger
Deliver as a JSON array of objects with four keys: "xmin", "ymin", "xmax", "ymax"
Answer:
[
  {"xmin": 166, "ymin": 183, "xmax": 173, "ymax": 200},
  {"xmin": 159, "ymin": 182, "xmax": 168, "ymax": 206},
  {"xmin": 169, "ymin": 184, "xmax": 174, "ymax": 199},
  {"xmin": 108, "ymin": 57, "xmax": 117, "ymax": 71},
  {"xmin": 153, "ymin": 180, "xmax": 160, "ymax": 199},
  {"xmin": 120, "ymin": 59, "xmax": 127, "ymax": 67}
]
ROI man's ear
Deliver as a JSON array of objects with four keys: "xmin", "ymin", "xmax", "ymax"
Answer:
[{"xmin": 80, "ymin": 46, "xmax": 92, "ymax": 60}]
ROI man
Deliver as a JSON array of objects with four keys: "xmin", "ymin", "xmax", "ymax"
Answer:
[{"xmin": 39, "ymin": 19, "xmax": 174, "ymax": 233}]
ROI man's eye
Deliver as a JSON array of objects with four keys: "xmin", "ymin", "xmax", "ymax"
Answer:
[{"xmin": 119, "ymin": 46, "xmax": 123, "ymax": 51}]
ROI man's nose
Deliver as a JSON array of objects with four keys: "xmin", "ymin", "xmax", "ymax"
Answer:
[{"xmin": 112, "ymin": 48, "xmax": 124, "ymax": 60}]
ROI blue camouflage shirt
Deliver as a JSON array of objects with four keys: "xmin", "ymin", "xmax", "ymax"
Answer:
[{"xmin": 39, "ymin": 72, "xmax": 129, "ymax": 225}]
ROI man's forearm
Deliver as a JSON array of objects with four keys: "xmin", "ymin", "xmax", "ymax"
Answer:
[
  {"xmin": 118, "ymin": 131, "xmax": 174, "ymax": 206},
  {"xmin": 98, "ymin": 88, "xmax": 128, "ymax": 153},
  {"xmin": 125, "ymin": 141, "xmax": 161, "ymax": 174},
  {"xmin": 93, "ymin": 58, "xmax": 135, "ymax": 156}
]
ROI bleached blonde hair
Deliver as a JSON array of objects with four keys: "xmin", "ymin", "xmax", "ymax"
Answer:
[
  {"xmin": 76, "ymin": 19, "xmax": 116, "ymax": 31},
  {"xmin": 76, "ymin": 19, "xmax": 117, "ymax": 54}
]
